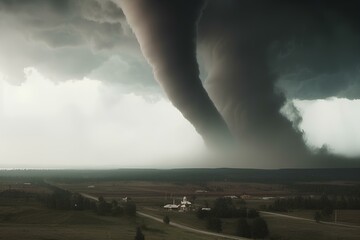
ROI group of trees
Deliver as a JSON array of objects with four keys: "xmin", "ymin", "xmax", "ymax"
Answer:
[
  {"xmin": 267, "ymin": 194, "xmax": 360, "ymax": 213},
  {"xmin": 236, "ymin": 217, "xmax": 269, "ymax": 239},
  {"xmin": 135, "ymin": 227, "xmax": 145, "ymax": 240},
  {"xmin": 293, "ymin": 184, "xmax": 360, "ymax": 197},
  {"xmin": 96, "ymin": 196, "xmax": 136, "ymax": 217},
  {"xmin": 197, "ymin": 197, "xmax": 268, "ymax": 238},
  {"xmin": 39, "ymin": 188, "xmax": 96, "ymax": 211},
  {"xmin": 197, "ymin": 198, "xmax": 259, "ymax": 219},
  {"xmin": 1, "ymin": 188, "xmax": 142, "ymax": 238},
  {"xmin": 0, "ymin": 189, "xmax": 37, "ymax": 201},
  {"xmin": 163, "ymin": 215, "xmax": 170, "ymax": 224},
  {"xmin": 206, "ymin": 217, "xmax": 222, "ymax": 233},
  {"xmin": 91, "ymin": 196, "xmax": 136, "ymax": 217},
  {"xmin": 37, "ymin": 187, "xmax": 137, "ymax": 217}
]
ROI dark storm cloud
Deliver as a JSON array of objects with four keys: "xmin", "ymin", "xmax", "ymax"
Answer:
[
  {"xmin": 0, "ymin": 0, "xmax": 130, "ymax": 50},
  {"xmin": 120, "ymin": 0, "xmax": 360, "ymax": 162},
  {"xmin": 120, "ymin": 0, "xmax": 233, "ymax": 148},
  {"xmin": 1, "ymin": 0, "xmax": 360, "ymax": 165},
  {"xmin": 272, "ymin": 27, "xmax": 360, "ymax": 99},
  {"xmin": 193, "ymin": 0, "xmax": 360, "ymax": 161},
  {"xmin": 0, "ymin": 0, "xmax": 157, "ymax": 92}
]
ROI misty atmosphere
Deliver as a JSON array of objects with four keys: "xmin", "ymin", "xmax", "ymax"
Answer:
[{"xmin": 0, "ymin": 0, "xmax": 360, "ymax": 239}]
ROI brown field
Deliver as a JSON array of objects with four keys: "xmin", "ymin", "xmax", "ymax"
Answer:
[{"xmin": 54, "ymin": 180, "xmax": 291, "ymax": 199}]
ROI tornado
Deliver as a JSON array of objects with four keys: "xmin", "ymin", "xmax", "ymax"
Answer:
[
  {"xmin": 119, "ymin": 0, "xmax": 232, "ymax": 148},
  {"xmin": 197, "ymin": 1, "xmax": 311, "ymax": 162}
]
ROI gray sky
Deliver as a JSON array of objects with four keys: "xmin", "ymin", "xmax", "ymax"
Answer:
[{"xmin": 0, "ymin": 0, "xmax": 359, "ymax": 168}]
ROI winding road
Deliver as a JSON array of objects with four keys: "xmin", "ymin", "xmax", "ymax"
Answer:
[{"xmin": 79, "ymin": 192, "xmax": 249, "ymax": 240}]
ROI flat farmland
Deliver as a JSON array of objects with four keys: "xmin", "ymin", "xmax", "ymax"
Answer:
[
  {"xmin": 279, "ymin": 209, "xmax": 360, "ymax": 226},
  {"xmin": 0, "ymin": 208, "xmax": 230, "ymax": 240},
  {"xmin": 0, "ymin": 180, "xmax": 51, "ymax": 194},
  {"xmin": 0, "ymin": 190, "xmax": 230, "ymax": 240},
  {"xmin": 53, "ymin": 180, "xmax": 291, "ymax": 199},
  {"xmin": 2, "ymin": 177, "xmax": 360, "ymax": 240},
  {"xmin": 139, "ymin": 203, "xmax": 360, "ymax": 240},
  {"xmin": 263, "ymin": 213, "xmax": 360, "ymax": 240},
  {"xmin": 51, "ymin": 180, "xmax": 360, "ymax": 240}
]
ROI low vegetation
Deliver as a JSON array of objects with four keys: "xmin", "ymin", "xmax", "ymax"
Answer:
[{"xmin": 1, "ymin": 170, "xmax": 360, "ymax": 240}]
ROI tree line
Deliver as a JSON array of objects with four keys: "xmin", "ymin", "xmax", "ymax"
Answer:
[
  {"xmin": 197, "ymin": 197, "xmax": 260, "ymax": 219},
  {"xmin": 266, "ymin": 194, "xmax": 360, "ymax": 213},
  {"xmin": 197, "ymin": 197, "xmax": 269, "ymax": 238},
  {"xmin": 38, "ymin": 188, "xmax": 136, "ymax": 217}
]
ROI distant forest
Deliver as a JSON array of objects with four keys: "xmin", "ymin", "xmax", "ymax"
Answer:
[{"xmin": 1, "ymin": 168, "xmax": 360, "ymax": 183}]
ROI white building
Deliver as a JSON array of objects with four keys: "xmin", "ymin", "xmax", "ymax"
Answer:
[
  {"xmin": 179, "ymin": 196, "xmax": 192, "ymax": 212},
  {"xmin": 164, "ymin": 199, "xmax": 179, "ymax": 210},
  {"xmin": 224, "ymin": 195, "xmax": 238, "ymax": 199},
  {"xmin": 164, "ymin": 196, "xmax": 192, "ymax": 212}
]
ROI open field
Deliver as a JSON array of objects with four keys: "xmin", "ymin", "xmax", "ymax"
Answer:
[
  {"xmin": 53, "ymin": 180, "xmax": 292, "ymax": 199},
  {"xmin": 0, "ymin": 179, "xmax": 235, "ymax": 240},
  {"xmin": 50, "ymin": 179, "xmax": 360, "ymax": 240},
  {"xmin": 0, "ymin": 180, "xmax": 51, "ymax": 194},
  {"xmin": 1, "ymin": 170, "xmax": 360, "ymax": 240},
  {"xmin": 266, "ymin": 209, "xmax": 360, "ymax": 226},
  {"xmin": 263, "ymin": 214, "xmax": 360, "ymax": 240},
  {"xmin": 0, "ymin": 194, "xmax": 230, "ymax": 240},
  {"xmin": 0, "ymin": 213, "xmax": 229, "ymax": 240},
  {"xmin": 137, "ymin": 203, "xmax": 360, "ymax": 240}
]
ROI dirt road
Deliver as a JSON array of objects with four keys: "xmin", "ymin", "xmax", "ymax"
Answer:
[
  {"xmin": 79, "ymin": 192, "xmax": 249, "ymax": 240},
  {"xmin": 137, "ymin": 211, "xmax": 249, "ymax": 240}
]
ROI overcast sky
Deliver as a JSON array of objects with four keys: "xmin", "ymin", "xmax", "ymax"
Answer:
[{"xmin": 0, "ymin": 0, "xmax": 359, "ymax": 168}]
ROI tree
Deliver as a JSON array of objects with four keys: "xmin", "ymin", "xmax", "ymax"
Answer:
[
  {"xmin": 134, "ymin": 227, "xmax": 145, "ymax": 240},
  {"xmin": 236, "ymin": 218, "xmax": 251, "ymax": 238},
  {"xmin": 320, "ymin": 194, "xmax": 333, "ymax": 218},
  {"xmin": 196, "ymin": 208, "xmax": 212, "ymax": 219},
  {"xmin": 125, "ymin": 201, "xmax": 137, "ymax": 216},
  {"xmin": 97, "ymin": 196, "xmax": 111, "ymax": 215},
  {"xmin": 247, "ymin": 208, "xmax": 260, "ymax": 218},
  {"xmin": 163, "ymin": 215, "xmax": 170, "ymax": 224},
  {"xmin": 213, "ymin": 197, "xmax": 236, "ymax": 218},
  {"xmin": 252, "ymin": 217, "xmax": 269, "ymax": 239},
  {"xmin": 314, "ymin": 211, "xmax": 321, "ymax": 223},
  {"xmin": 111, "ymin": 200, "xmax": 118, "ymax": 208},
  {"xmin": 196, "ymin": 208, "xmax": 205, "ymax": 219},
  {"xmin": 206, "ymin": 217, "xmax": 222, "ymax": 233},
  {"xmin": 321, "ymin": 205, "xmax": 333, "ymax": 218},
  {"xmin": 111, "ymin": 206, "xmax": 124, "ymax": 217},
  {"xmin": 238, "ymin": 198, "xmax": 247, "ymax": 206}
]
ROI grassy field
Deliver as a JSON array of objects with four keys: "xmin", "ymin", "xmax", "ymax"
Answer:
[
  {"xmin": 51, "ymin": 179, "xmax": 360, "ymax": 240},
  {"xmin": 139, "ymin": 205, "xmax": 360, "ymax": 240},
  {"xmin": 273, "ymin": 209, "xmax": 360, "ymax": 225},
  {"xmin": 263, "ymin": 214, "xmax": 360, "ymax": 240},
  {"xmin": 1, "ymin": 178, "xmax": 360, "ymax": 240},
  {"xmin": 0, "ymin": 181, "xmax": 232, "ymax": 240},
  {"xmin": 0, "ymin": 214, "xmax": 228, "ymax": 240},
  {"xmin": 0, "ymin": 181, "xmax": 50, "ymax": 194},
  {"xmin": 0, "ymin": 200, "xmax": 233, "ymax": 240}
]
